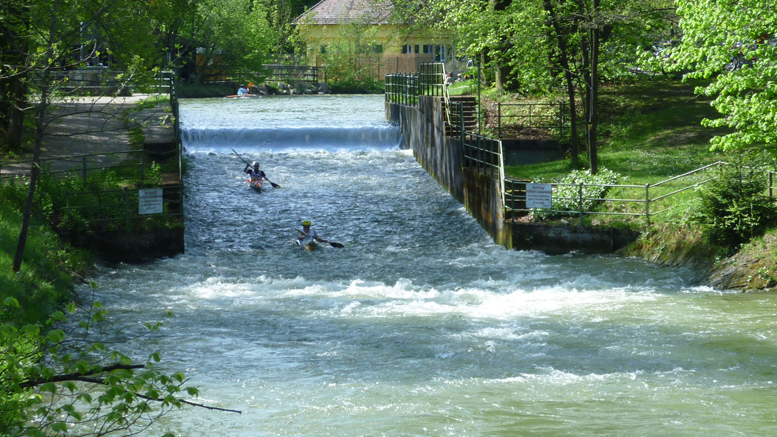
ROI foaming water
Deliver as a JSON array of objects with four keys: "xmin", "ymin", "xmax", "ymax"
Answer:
[
  {"xmin": 181, "ymin": 94, "xmax": 401, "ymax": 152},
  {"xmin": 78, "ymin": 96, "xmax": 777, "ymax": 436}
]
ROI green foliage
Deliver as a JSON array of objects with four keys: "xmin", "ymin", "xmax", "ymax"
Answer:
[
  {"xmin": 697, "ymin": 162, "xmax": 777, "ymax": 248},
  {"xmin": 189, "ymin": 0, "xmax": 278, "ymax": 83},
  {"xmin": 0, "ymin": 299, "xmax": 197, "ymax": 436},
  {"xmin": 317, "ymin": 23, "xmax": 385, "ymax": 93},
  {"xmin": 533, "ymin": 167, "xmax": 620, "ymax": 219},
  {"xmin": 665, "ymin": 0, "xmax": 777, "ymax": 152},
  {"xmin": 0, "ymin": 187, "xmax": 91, "ymax": 325}
]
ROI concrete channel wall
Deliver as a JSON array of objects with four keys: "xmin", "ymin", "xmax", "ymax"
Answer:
[{"xmin": 387, "ymin": 97, "xmax": 638, "ymax": 254}]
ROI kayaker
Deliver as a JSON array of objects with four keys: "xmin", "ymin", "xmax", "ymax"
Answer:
[
  {"xmin": 244, "ymin": 161, "xmax": 268, "ymax": 183},
  {"xmin": 297, "ymin": 220, "xmax": 344, "ymax": 248},
  {"xmin": 237, "ymin": 84, "xmax": 248, "ymax": 96},
  {"xmin": 298, "ymin": 220, "xmax": 327, "ymax": 244}
]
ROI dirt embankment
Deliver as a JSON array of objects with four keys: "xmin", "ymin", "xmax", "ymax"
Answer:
[{"xmin": 618, "ymin": 224, "xmax": 777, "ymax": 292}]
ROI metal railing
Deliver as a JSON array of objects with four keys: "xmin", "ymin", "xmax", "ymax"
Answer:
[
  {"xmin": 0, "ymin": 150, "xmax": 153, "ymax": 185},
  {"xmin": 462, "ymin": 132, "xmax": 504, "ymax": 180},
  {"xmin": 64, "ymin": 185, "xmax": 184, "ymax": 227},
  {"xmin": 497, "ymin": 102, "xmax": 566, "ymax": 141},
  {"xmin": 502, "ymin": 162, "xmax": 730, "ymax": 225},
  {"xmin": 384, "ymin": 62, "xmax": 450, "ymax": 105},
  {"xmin": 385, "ymin": 73, "xmax": 419, "ymax": 105},
  {"xmin": 262, "ymin": 65, "xmax": 322, "ymax": 83}
]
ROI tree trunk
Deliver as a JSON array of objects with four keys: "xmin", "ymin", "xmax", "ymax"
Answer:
[
  {"xmin": 543, "ymin": 0, "xmax": 579, "ymax": 166},
  {"xmin": 13, "ymin": 88, "xmax": 47, "ymax": 272},
  {"xmin": 578, "ymin": 0, "xmax": 596, "ymax": 173},
  {"xmin": 588, "ymin": 4, "xmax": 600, "ymax": 175},
  {"xmin": 6, "ymin": 78, "xmax": 27, "ymax": 151}
]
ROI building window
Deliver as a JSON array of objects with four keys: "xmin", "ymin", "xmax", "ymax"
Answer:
[
  {"xmin": 423, "ymin": 44, "xmax": 432, "ymax": 54},
  {"xmin": 435, "ymin": 45, "xmax": 447, "ymax": 62},
  {"xmin": 402, "ymin": 45, "xmax": 412, "ymax": 54}
]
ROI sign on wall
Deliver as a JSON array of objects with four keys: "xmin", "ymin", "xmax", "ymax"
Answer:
[
  {"xmin": 526, "ymin": 183, "xmax": 552, "ymax": 209},
  {"xmin": 138, "ymin": 188, "xmax": 164, "ymax": 215}
]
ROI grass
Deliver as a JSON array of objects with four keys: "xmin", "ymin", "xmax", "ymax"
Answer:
[
  {"xmin": 496, "ymin": 75, "xmax": 737, "ymax": 228},
  {"xmin": 0, "ymin": 190, "xmax": 93, "ymax": 325},
  {"xmin": 504, "ymin": 76, "xmax": 729, "ymax": 182},
  {"xmin": 485, "ymin": 74, "xmax": 777, "ymax": 289}
]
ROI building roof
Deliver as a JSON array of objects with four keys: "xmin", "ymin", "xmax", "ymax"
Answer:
[{"xmin": 294, "ymin": 0, "xmax": 393, "ymax": 25}]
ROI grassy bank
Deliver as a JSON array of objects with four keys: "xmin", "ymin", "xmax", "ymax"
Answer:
[
  {"xmin": 0, "ymin": 183, "xmax": 93, "ymax": 325},
  {"xmin": 490, "ymin": 75, "xmax": 776, "ymax": 290}
]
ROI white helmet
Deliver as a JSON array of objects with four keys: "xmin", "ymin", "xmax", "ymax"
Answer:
[{"xmin": 251, "ymin": 161, "xmax": 259, "ymax": 167}]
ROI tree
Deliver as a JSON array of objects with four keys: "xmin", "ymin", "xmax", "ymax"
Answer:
[
  {"xmin": 663, "ymin": 0, "xmax": 777, "ymax": 152},
  {"xmin": 1, "ymin": 297, "xmax": 239, "ymax": 436},
  {"xmin": 179, "ymin": 0, "xmax": 278, "ymax": 83},
  {"xmin": 404, "ymin": 0, "xmax": 675, "ymax": 172},
  {"xmin": 2, "ymin": 0, "xmax": 166, "ymax": 272},
  {"xmin": 313, "ymin": 22, "xmax": 386, "ymax": 92}
]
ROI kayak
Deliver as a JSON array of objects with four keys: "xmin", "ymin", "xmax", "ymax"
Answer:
[
  {"xmin": 226, "ymin": 94, "xmax": 259, "ymax": 98},
  {"xmin": 297, "ymin": 235, "xmax": 317, "ymax": 251},
  {"xmin": 247, "ymin": 179, "xmax": 263, "ymax": 191}
]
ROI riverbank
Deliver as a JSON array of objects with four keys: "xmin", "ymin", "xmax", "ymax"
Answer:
[
  {"xmin": 0, "ymin": 93, "xmax": 178, "ymax": 324},
  {"xmin": 492, "ymin": 75, "xmax": 776, "ymax": 292}
]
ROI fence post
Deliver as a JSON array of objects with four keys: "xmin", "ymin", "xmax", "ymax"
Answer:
[
  {"xmin": 498, "ymin": 103, "xmax": 502, "ymax": 140},
  {"xmin": 82, "ymin": 155, "xmax": 87, "ymax": 186},
  {"xmin": 124, "ymin": 188, "xmax": 130, "ymax": 228},
  {"xmin": 579, "ymin": 182, "xmax": 584, "ymax": 226},
  {"xmin": 770, "ymin": 171, "xmax": 773, "ymax": 197},
  {"xmin": 645, "ymin": 184, "xmax": 650, "ymax": 226},
  {"xmin": 140, "ymin": 154, "xmax": 145, "ymax": 186}
]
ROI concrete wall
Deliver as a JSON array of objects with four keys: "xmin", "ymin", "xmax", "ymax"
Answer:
[{"xmin": 387, "ymin": 99, "xmax": 637, "ymax": 255}]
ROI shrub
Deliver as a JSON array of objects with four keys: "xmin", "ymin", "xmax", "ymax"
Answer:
[
  {"xmin": 533, "ymin": 168, "xmax": 620, "ymax": 219},
  {"xmin": 697, "ymin": 163, "xmax": 777, "ymax": 248}
]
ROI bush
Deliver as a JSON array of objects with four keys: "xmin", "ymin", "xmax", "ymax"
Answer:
[
  {"xmin": 533, "ymin": 168, "xmax": 620, "ymax": 219},
  {"xmin": 697, "ymin": 163, "xmax": 777, "ymax": 248}
]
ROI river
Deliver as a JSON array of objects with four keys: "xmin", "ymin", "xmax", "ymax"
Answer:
[{"xmin": 80, "ymin": 94, "xmax": 777, "ymax": 436}]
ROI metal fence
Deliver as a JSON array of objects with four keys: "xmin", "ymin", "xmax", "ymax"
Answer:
[
  {"xmin": 64, "ymin": 185, "xmax": 184, "ymax": 227},
  {"xmin": 384, "ymin": 62, "xmax": 450, "ymax": 105},
  {"xmin": 262, "ymin": 65, "xmax": 322, "ymax": 83},
  {"xmin": 503, "ymin": 162, "xmax": 729, "ymax": 225},
  {"xmin": 1, "ymin": 150, "xmax": 149, "ymax": 184},
  {"xmin": 1, "ymin": 72, "xmax": 184, "ymax": 228},
  {"xmin": 497, "ymin": 102, "xmax": 566, "ymax": 141}
]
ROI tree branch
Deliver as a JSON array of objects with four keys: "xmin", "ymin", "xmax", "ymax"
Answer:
[{"xmin": 19, "ymin": 363, "xmax": 144, "ymax": 388}]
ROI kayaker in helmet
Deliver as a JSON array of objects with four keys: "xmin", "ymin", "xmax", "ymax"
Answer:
[
  {"xmin": 298, "ymin": 220, "xmax": 327, "ymax": 244},
  {"xmin": 297, "ymin": 220, "xmax": 344, "ymax": 248},
  {"xmin": 244, "ymin": 161, "xmax": 268, "ymax": 183},
  {"xmin": 237, "ymin": 84, "xmax": 248, "ymax": 96}
]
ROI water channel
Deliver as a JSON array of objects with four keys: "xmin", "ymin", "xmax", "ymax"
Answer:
[{"xmin": 81, "ymin": 94, "xmax": 777, "ymax": 436}]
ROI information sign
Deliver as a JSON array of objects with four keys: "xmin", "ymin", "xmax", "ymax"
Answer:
[
  {"xmin": 138, "ymin": 188, "xmax": 164, "ymax": 215},
  {"xmin": 526, "ymin": 183, "xmax": 552, "ymax": 209}
]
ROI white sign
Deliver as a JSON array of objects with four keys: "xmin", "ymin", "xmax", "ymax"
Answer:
[
  {"xmin": 526, "ymin": 183, "xmax": 552, "ymax": 209},
  {"xmin": 138, "ymin": 188, "xmax": 164, "ymax": 215}
]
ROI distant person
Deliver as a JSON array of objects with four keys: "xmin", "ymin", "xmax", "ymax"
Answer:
[
  {"xmin": 237, "ymin": 84, "xmax": 248, "ymax": 96},
  {"xmin": 444, "ymin": 72, "xmax": 453, "ymax": 86},
  {"xmin": 244, "ymin": 161, "xmax": 268, "ymax": 183}
]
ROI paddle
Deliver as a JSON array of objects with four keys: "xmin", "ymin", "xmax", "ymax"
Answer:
[
  {"xmin": 297, "ymin": 229, "xmax": 344, "ymax": 248},
  {"xmin": 231, "ymin": 148, "xmax": 281, "ymax": 188}
]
